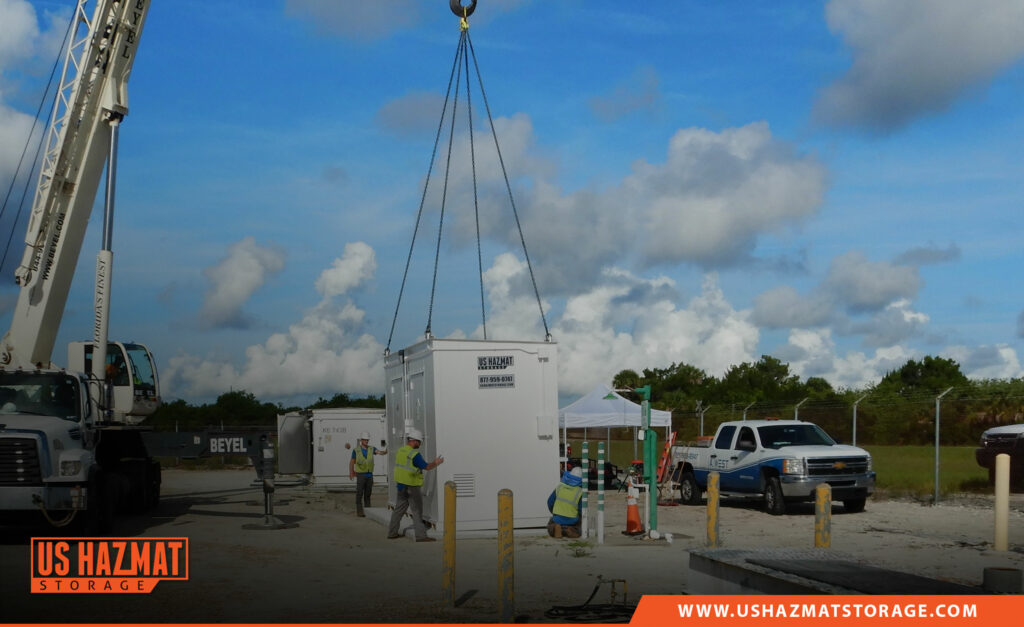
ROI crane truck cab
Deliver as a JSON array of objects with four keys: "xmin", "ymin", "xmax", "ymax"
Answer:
[
  {"xmin": 0, "ymin": 362, "xmax": 160, "ymax": 531},
  {"xmin": 68, "ymin": 341, "xmax": 161, "ymax": 422}
]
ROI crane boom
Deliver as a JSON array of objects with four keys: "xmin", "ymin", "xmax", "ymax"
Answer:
[{"xmin": 1, "ymin": 0, "xmax": 149, "ymax": 370}]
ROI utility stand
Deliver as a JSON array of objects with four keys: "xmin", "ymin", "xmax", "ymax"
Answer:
[{"xmin": 243, "ymin": 439, "xmax": 298, "ymax": 530}]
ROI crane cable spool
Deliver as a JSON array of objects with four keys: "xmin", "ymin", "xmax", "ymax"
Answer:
[{"xmin": 386, "ymin": 0, "xmax": 551, "ymax": 353}]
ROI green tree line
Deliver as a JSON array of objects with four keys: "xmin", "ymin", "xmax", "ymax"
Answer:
[
  {"xmin": 148, "ymin": 390, "xmax": 385, "ymax": 430},
  {"xmin": 612, "ymin": 355, "xmax": 1024, "ymax": 446}
]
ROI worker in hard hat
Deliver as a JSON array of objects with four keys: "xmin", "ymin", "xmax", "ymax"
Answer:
[
  {"xmin": 349, "ymin": 431, "xmax": 387, "ymax": 517},
  {"xmin": 546, "ymin": 466, "xmax": 584, "ymax": 538},
  {"xmin": 387, "ymin": 428, "xmax": 444, "ymax": 542}
]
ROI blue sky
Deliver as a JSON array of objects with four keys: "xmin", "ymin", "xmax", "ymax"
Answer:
[{"xmin": 1, "ymin": 0, "xmax": 1022, "ymax": 406}]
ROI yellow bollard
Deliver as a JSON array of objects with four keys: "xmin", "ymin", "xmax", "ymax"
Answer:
[
  {"xmin": 497, "ymin": 488, "xmax": 515, "ymax": 623},
  {"xmin": 995, "ymin": 454, "xmax": 1009, "ymax": 551},
  {"xmin": 443, "ymin": 481, "xmax": 457, "ymax": 607},
  {"xmin": 706, "ymin": 472, "xmax": 720, "ymax": 548},
  {"xmin": 814, "ymin": 483, "xmax": 831, "ymax": 548}
]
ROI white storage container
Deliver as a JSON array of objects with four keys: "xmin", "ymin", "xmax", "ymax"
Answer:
[
  {"xmin": 384, "ymin": 338, "xmax": 559, "ymax": 533},
  {"xmin": 277, "ymin": 408, "xmax": 389, "ymax": 488}
]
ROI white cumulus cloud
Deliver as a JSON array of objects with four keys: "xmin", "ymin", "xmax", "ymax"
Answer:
[
  {"xmin": 199, "ymin": 237, "xmax": 286, "ymax": 329},
  {"xmin": 315, "ymin": 242, "xmax": 376, "ymax": 300},
  {"xmin": 816, "ymin": 0, "xmax": 1024, "ymax": 132},
  {"xmin": 167, "ymin": 244, "xmax": 385, "ymax": 401},
  {"xmin": 472, "ymin": 255, "xmax": 760, "ymax": 396}
]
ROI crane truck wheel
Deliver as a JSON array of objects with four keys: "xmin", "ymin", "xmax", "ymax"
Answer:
[
  {"xmin": 146, "ymin": 461, "xmax": 161, "ymax": 511},
  {"xmin": 81, "ymin": 470, "xmax": 116, "ymax": 535}
]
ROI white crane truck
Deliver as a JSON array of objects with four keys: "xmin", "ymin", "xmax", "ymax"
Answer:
[
  {"xmin": 670, "ymin": 419, "xmax": 875, "ymax": 514},
  {"xmin": 0, "ymin": 0, "xmax": 159, "ymax": 532}
]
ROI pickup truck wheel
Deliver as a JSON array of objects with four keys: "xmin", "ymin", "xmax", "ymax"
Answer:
[
  {"xmin": 843, "ymin": 498, "xmax": 866, "ymax": 513},
  {"xmin": 764, "ymin": 476, "xmax": 786, "ymax": 515},
  {"xmin": 679, "ymin": 472, "xmax": 702, "ymax": 505}
]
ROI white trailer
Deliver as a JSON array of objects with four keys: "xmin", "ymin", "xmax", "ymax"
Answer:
[
  {"xmin": 384, "ymin": 338, "xmax": 559, "ymax": 533},
  {"xmin": 276, "ymin": 408, "xmax": 389, "ymax": 489},
  {"xmin": 310, "ymin": 409, "xmax": 388, "ymax": 489}
]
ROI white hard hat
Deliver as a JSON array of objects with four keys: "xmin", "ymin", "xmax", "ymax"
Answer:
[
  {"xmin": 406, "ymin": 428, "xmax": 423, "ymax": 441},
  {"xmin": 570, "ymin": 467, "xmax": 583, "ymax": 478},
  {"xmin": 358, "ymin": 431, "xmax": 370, "ymax": 440}
]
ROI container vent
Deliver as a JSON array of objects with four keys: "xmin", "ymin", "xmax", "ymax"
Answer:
[{"xmin": 452, "ymin": 473, "xmax": 476, "ymax": 498}]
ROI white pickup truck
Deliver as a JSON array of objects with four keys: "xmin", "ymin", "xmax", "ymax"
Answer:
[
  {"xmin": 975, "ymin": 423, "xmax": 1024, "ymax": 487},
  {"xmin": 670, "ymin": 419, "xmax": 875, "ymax": 514}
]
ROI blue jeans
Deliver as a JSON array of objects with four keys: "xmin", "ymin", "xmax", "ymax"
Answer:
[{"xmin": 355, "ymin": 474, "xmax": 373, "ymax": 514}]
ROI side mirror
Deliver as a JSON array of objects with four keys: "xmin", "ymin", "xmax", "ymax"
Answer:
[{"xmin": 738, "ymin": 439, "xmax": 756, "ymax": 452}]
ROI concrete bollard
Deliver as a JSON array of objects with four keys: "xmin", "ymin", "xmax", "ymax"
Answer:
[
  {"xmin": 443, "ymin": 481, "xmax": 456, "ymax": 607},
  {"xmin": 814, "ymin": 483, "xmax": 832, "ymax": 548},
  {"xmin": 497, "ymin": 489, "xmax": 515, "ymax": 623},
  {"xmin": 706, "ymin": 472, "xmax": 720, "ymax": 548},
  {"xmin": 994, "ymin": 453, "xmax": 1009, "ymax": 552}
]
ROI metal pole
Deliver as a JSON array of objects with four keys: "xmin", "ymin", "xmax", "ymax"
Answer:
[
  {"xmin": 852, "ymin": 394, "xmax": 867, "ymax": 446},
  {"xmin": 597, "ymin": 442, "xmax": 605, "ymax": 545},
  {"xmin": 794, "ymin": 397, "xmax": 809, "ymax": 421},
  {"xmin": 497, "ymin": 489, "xmax": 514, "ymax": 623},
  {"xmin": 443, "ymin": 481, "xmax": 457, "ymax": 607},
  {"xmin": 581, "ymin": 441, "xmax": 589, "ymax": 538},
  {"xmin": 933, "ymin": 387, "xmax": 954, "ymax": 504},
  {"xmin": 742, "ymin": 401, "xmax": 755, "ymax": 421}
]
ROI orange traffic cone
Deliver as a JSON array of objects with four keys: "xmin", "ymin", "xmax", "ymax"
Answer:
[{"xmin": 623, "ymin": 485, "xmax": 644, "ymax": 536}]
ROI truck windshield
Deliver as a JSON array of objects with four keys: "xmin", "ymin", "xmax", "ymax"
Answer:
[
  {"xmin": 0, "ymin": 372, "xmax": 80, "ymax": 421},
  {"xmin": 758, "ymin": 424, "xmax": 835, "ymax": 449}
]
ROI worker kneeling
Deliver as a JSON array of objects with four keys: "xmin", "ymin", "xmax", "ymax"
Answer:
[{"xmin": 547, "ymin": 467, "xmax": 584, "ymax": 538}]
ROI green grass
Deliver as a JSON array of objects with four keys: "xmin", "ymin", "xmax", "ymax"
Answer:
[{"xmin": 862, "ymin": 445, "xmax": 989, "ymax": 497}]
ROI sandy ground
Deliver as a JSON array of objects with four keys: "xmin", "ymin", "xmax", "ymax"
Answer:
[{"xmin": 2, "ymin": 468, "xmax": 1023, "ymax": 623}]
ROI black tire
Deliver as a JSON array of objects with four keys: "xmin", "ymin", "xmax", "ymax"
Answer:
[
  {"xmin": 843, "ymin": 498, "xmax": 866, "ymax": 513},
  {"xmin": 763, "ymin": 475, "xmax": 786, "ymax": 515},
  {"xmin": 82, "ymin": 471, "xmax": 115, "ymax": 535},
  {"xmin": 679, "ymin": 472, "xmax": 702, "ymax": 505},
  {"xmin": 147, "ymin": 461, "xmax": 162, "ymax": 511}
]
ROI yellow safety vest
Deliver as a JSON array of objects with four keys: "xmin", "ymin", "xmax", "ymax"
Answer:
[
  {"xmin": 393, "ymin": 445, "xmax": 424, "ymax": 486},
  {"xmin": 552, "ymin": 482, "xmax": 582, "ymax": 518},
  {"xmin": 353, "ymin": 446, "xmax": 374, "ymax": 474}
]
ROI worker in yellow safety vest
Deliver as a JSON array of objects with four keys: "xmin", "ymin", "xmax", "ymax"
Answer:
[
  {"xmin": 386, "ymin": 428, "xmax": 444, "ymax": 542},
  {"xmin": 349, "ymin": 431, "xmax": 388, "ymax": 517},
  {"xmin": 547, "ymin": 466, "xmax": 584, "ymax": 538}
]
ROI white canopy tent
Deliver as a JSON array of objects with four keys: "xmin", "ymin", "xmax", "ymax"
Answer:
[{"xmin": 558, "ymin": 384, "xmax": 672, "ymax": 461}]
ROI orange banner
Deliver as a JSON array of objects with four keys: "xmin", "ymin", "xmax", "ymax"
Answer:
[
  {"xmin": 631, "ymin": 595, "xmax": 1022, "ymax": 626},
  {"xmin": 30, "ymin": 537, "xmax": 188, "ymax": 594}
]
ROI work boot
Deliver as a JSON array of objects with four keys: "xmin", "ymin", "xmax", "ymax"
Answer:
[{"xmin": 553, "ymin": 525, "xmax": 562, "ymax": 539}]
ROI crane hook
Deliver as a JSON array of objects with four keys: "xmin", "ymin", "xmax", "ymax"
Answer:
[{"xmin": 450, "ymin": 0, "xmax": 477, "ymax": 18}]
